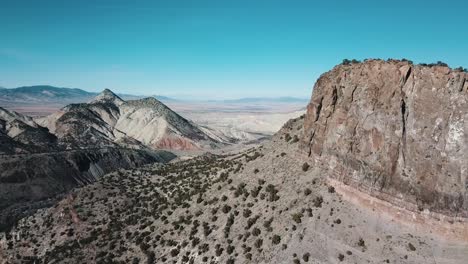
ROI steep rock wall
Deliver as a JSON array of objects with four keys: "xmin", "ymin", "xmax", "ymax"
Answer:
[{"xmin": 300, "ymin": 60, "xmax": 468, "ymax": 217}]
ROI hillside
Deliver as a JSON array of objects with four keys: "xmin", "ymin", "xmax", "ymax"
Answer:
[
  {"xmin": 0, "ymin": 105, "xmax": 176, "ymax": 231},
  {"xmin": 37, "ymin": 89, "xmax": 228, "ymax": 150},
  {"xmin": 1, "ymin": 60, "xmax": 466, "ymax": 263}
]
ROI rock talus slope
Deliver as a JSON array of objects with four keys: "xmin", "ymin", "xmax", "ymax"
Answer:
[{"xmin": 300, "ymin": 59, "xmax": 468, "ymax": 217}]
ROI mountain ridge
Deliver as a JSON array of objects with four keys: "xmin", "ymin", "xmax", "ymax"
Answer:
[{"xmin": 36, "ymin": 89, "xmax": 229, "ymax": 151}]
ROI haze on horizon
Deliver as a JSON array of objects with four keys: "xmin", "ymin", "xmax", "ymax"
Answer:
[{"xmin": 1, "ymin": 0, "xmax": 467, "ymax": 100}]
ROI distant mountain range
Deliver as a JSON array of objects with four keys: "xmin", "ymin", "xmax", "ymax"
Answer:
[
  {"xmin": 0, "ymin": 85, "xmax": 174, "ymax": 106},
  {"xmin": 0, "ymin": 85, "xmax": 307, "ymax": 105}
]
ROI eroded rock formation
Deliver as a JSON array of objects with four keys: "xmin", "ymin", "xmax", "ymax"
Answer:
[{"xmin": 300, "ymin": 59, "xmax": 468, "ymax": 217}]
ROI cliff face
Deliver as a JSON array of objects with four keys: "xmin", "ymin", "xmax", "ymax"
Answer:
[{"xmin": 300, "ymin": 60, "xmax": 468, "ymax": 217}]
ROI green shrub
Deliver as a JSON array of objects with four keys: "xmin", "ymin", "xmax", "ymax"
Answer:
[
  {"xmin": 272, "ymin": 235, "xmax": 281, "ymax": 245},
  {"xmin": 291, "ymin": 213, "xmax": 303, "ymax": 224}
]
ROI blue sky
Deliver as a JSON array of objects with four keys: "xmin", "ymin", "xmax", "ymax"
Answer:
[{"xmin": 1, "ymin": 0, "xmax": 467, "ymax": 99}]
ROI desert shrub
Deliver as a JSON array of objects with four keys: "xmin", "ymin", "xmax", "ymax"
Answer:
[
  {"xmin": 254, "ymin": 238, "xmax": 263, "ymax": 249},
  {"xmin": 302, "ymin": 163, "xmax": 310, "ymax": 172},
  {"xmin": 170, "ymin": 248, "xmax": 179, "ymax": 257},
  {"xmin": 265, "ymin": 184, "xmax": 280, "ymax": 202},
  {"xmin": 243, "ymin": 209, "xmax": 252, "ymax": 218},
  {"xmin": 401, "ymin": 58, "xmax": 413, "ymax": 64},
  {"xmin": 291, "ymin": 213, "xmax": 303, "ymax": 224},
  {"xmin": 224, "ymin": 213, "xmax": 235, "ymax": 238},
  {"xmin": 313, "ymin": 196, "xmax": 323, "ymax": 208},
  {"xmin": 291, "ymin": 135, "xmax": 299, "ymax": 143},
  {"xmin": 252, "ymin": 227, "xmax": 261, "ymax": 236},
  {"xmin": 215, "ymin": 244, "xmax": 224, "ymax": 256},
  {"xmin": 304, "ymin": 188, "xmax": 312, "ymax": 196},
  {"xmin": 222, "ymin": 205, "xmax": 232, "ymax": 214},
  {"xmin": 272, "ymin": 235, "xmax": 281, "ymax": 245},
  {"xmin": 227, "ymin": 245, "xmax": 235, "ymax": 254},
  {"xmin": 250, "ymin": 186, "xmax": 262, "ymax": 198},
  {"xmin": 338, "ymin": 253, "xmax": 344, "ymax": 261},
  {"xmin": 358, "ymin": 238, "xmax": 366, "ymax": 247},
  {"xmin": 263, "ymin": 217, "xmax": 274, "ymax": 232},
  {"xmin": 246, "ymin": 215, "xmax": 260, "ymax": 230}
]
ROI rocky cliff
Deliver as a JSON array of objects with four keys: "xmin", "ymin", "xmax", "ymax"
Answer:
[{"xmin": 300, "ymin": 59, "xmax": 468, "ymax": 217}]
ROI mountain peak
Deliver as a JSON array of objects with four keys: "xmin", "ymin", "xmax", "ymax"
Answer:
[
  {"xmin": 90, "ymin": 89, "xmax": 124, "ymax": 105},
  {"xmin": 126, "ymin": 97, "xmax": 167, "ymax": 109}
]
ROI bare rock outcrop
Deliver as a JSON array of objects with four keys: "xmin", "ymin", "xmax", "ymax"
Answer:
[
  {"xmin": 300, "ymin": 59, "xmax": 468, "ymax": 217},
  {"xmin": 37, "ymin": 90, "xmax": 227, "ymax": 150}
]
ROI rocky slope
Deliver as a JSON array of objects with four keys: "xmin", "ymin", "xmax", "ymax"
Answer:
[
  {"xmin": 0, "ymin": 89, "xmax": 229, "ymax": 231},
  {"xmin": 0, "ymin": 106, "xmax": 176, "ymax": 231},
  {"xmin": 37, "ymin": 89, "xmax": 227, "ymax": 150},
  {"xmin": 300, "ymin": 59, "xmax": 468, "ymax": 218},
  {"xmin": 0, "ymin": 107, "xmax": 58, "ymax": 154},
  {"xmin": 1, "ymin": 116, "xmax": 467, "ymax": 264}
]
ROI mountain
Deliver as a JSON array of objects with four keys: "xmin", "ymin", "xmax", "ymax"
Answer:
[
  {"xmin": 0, "ymin": 85, "xmax": 178, "ymax": 110},
  {"xmin": 0, "ymin": 89, "xmax": 225, "ymax": 231},
  {"xmin": 0, "ymin": 85, "xmax": 94, "ymax": 104},
  {"xmin": 0, "ymin": 105, "xmax": 176, "ymax": 231},
  {"xmin": 2, "ymin": 60, "xmax": 466, "ymax": 263},
  {"xmin": 37, "ymin": 89, "xmax": 229, "ymax": 150},
  {"xmin": 0, "ymin": 107, "xmax": 58, "ymax": 154}
]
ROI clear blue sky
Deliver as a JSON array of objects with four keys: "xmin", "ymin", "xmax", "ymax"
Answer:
[{"xmin": 1, "ymin": 0, "xmax": 467, "ymax": 99}]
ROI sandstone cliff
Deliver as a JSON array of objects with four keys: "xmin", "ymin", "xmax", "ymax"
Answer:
[{"xmin": 300, "ymin": 59, "xmax": 468, "ymax": 217}]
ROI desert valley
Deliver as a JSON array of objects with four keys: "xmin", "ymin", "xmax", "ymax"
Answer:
[
  {"xmin": 0, "ymin": 59, "xmax": 467, "ymax": 263},
  {"xmin": 1, "ymin": 1, "xmax": 468, "ymax": 263}
]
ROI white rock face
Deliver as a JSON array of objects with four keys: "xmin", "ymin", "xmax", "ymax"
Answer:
[
  {"xmin": 37, "ymin": 90, "xmax": 226, "ymax": 150},
  {"xmin": 0, "ymin": 107, "xmax": 40, "ymax": 137},
  {"xmin": 114, "ymin": 106, "xmax": 169, "ymax": 146}
]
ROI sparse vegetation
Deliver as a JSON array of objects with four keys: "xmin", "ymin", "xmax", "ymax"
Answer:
[
  {"xmin": 408, "ymin": 242, "xmax": 416, "ymax": 251},
  {"xmin": 272, "ymin": 235, "xmax": 281, "ymax": 245},
  {"xmin": 291, "ymin": 213, "xmax": 303, "ymax": 224}
]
